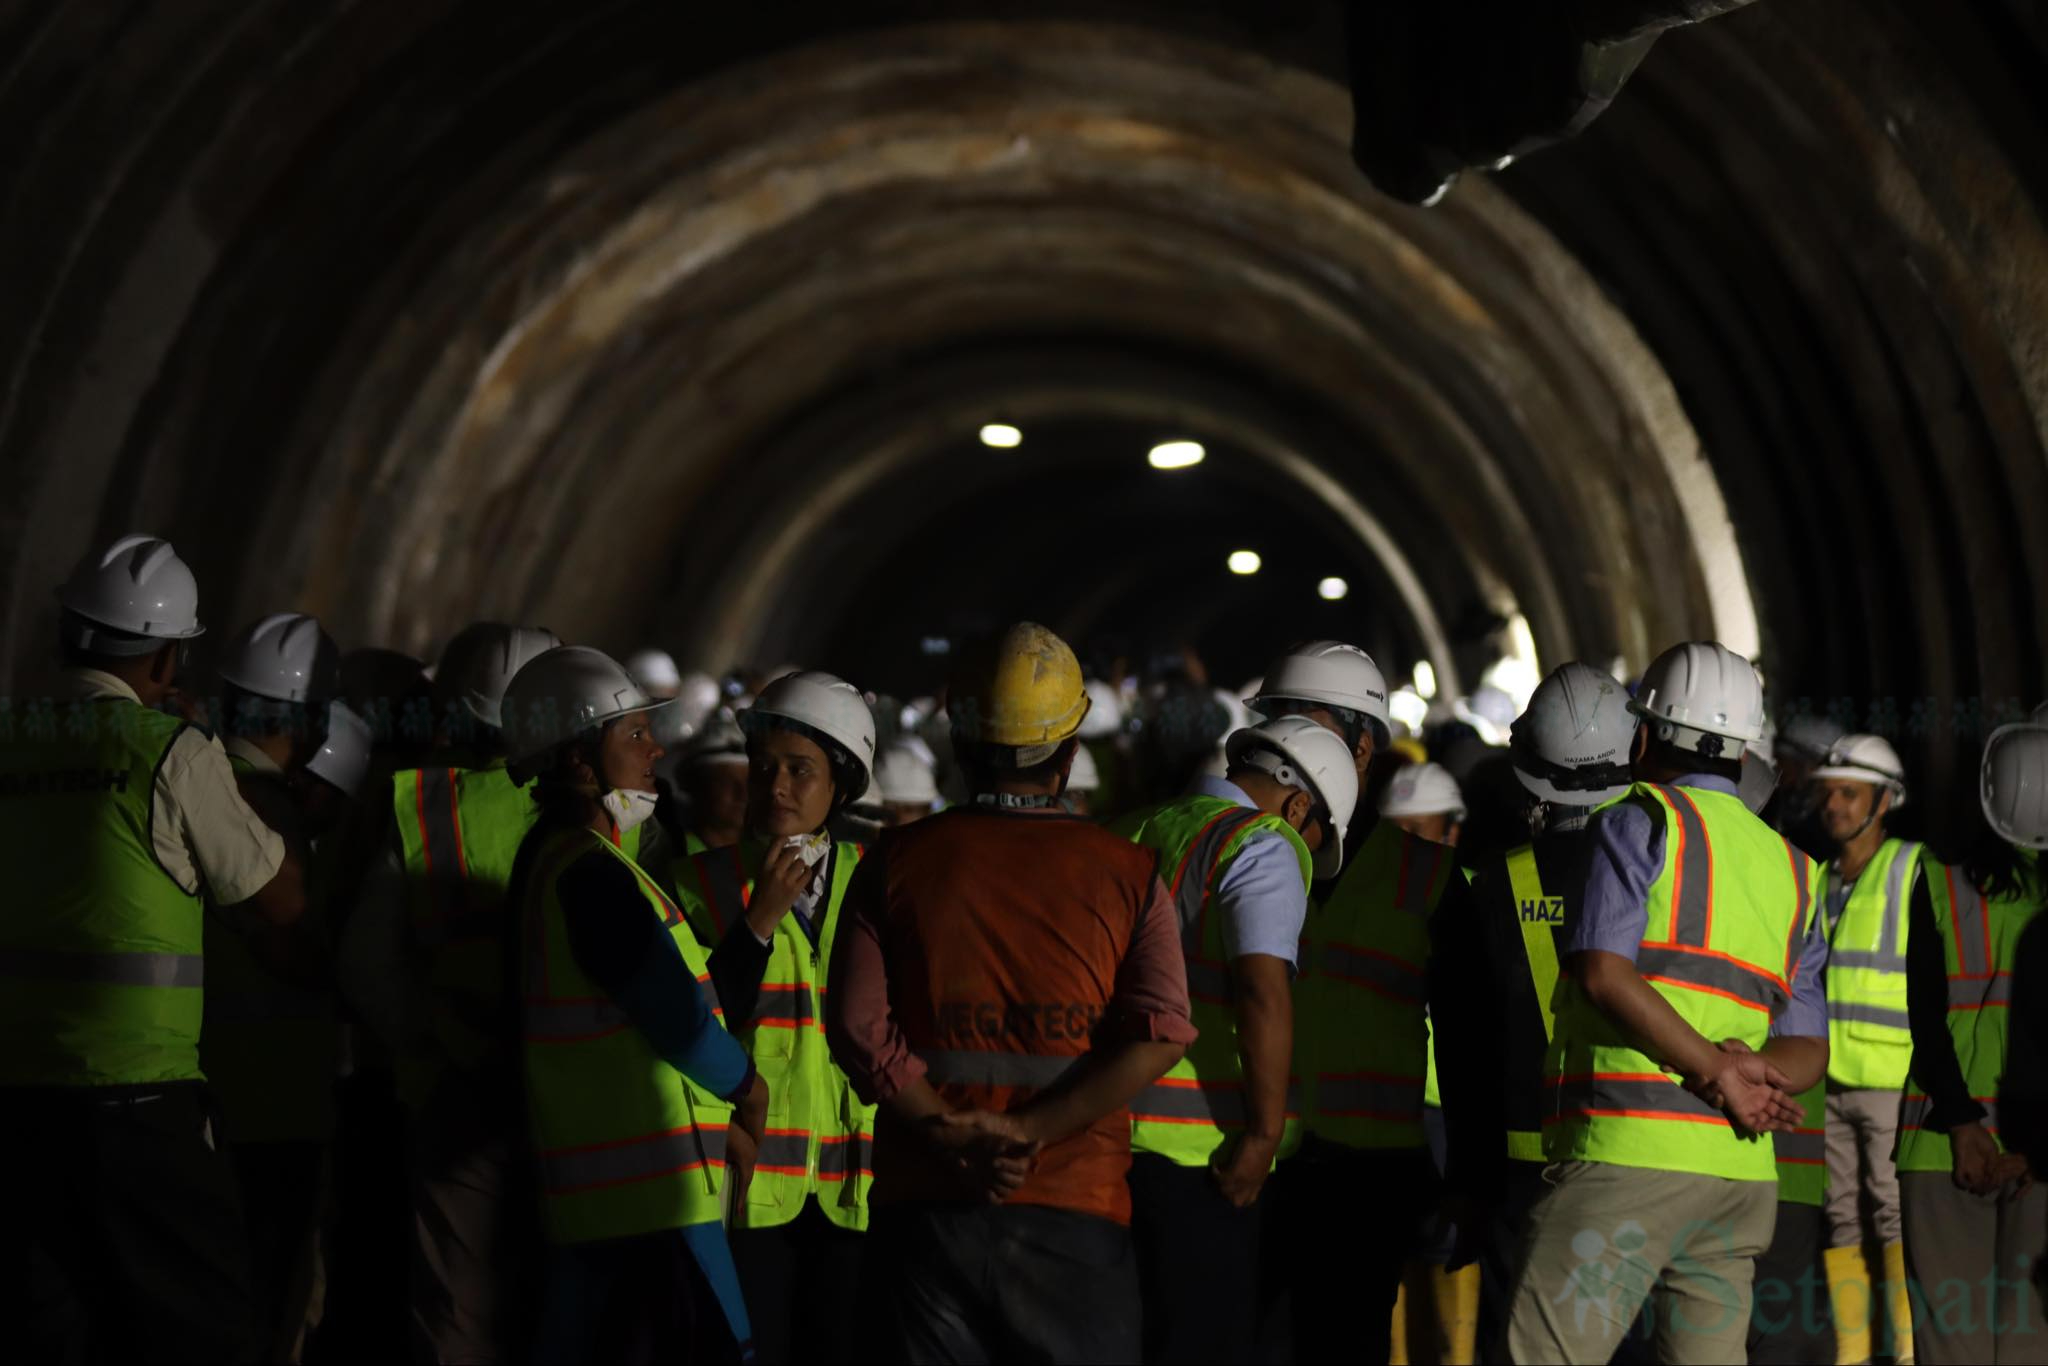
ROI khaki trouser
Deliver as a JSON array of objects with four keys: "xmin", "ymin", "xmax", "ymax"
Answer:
[
  {"xmin": 1826, "ymin": 1086, "xmax": 1904, "ymax": 1247},
  {"xmin": 1506, "ymin": 1161, "xmax": 1777, "ymax": 1365},
  {"xmin": 1899, "ymin": 1171, "xmax": 2048, "ymax": 1365}
]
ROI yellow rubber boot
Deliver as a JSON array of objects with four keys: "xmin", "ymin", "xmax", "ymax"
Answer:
[
  {"xmin": 1391, "ymin": 1277, "xmax": 1410, "ymax": 1365},
  {"xmin": 1827, "ymin": 1243, "xmax": 1873, "ymax": 1365},
  {"xmin": 1881, "ymin": 1239, "xmax": 1914, "ymax": 1364},
  {"xmin": 1430, "ymin": 1264, "xmax": 1481, "ymax": 1365}
]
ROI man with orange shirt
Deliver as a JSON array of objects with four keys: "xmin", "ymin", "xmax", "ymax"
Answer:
[{"xmin": 825, "ymin": 622, "xmax": 1194, "ymax": 1363}]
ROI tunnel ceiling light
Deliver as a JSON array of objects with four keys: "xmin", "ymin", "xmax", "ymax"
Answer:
[
  {"xmin": 1413, "ymin": 660, "xmax": 1437, "ymax": 701},
  {"xmin": 1148, "ymin": 439, "xmax": 1205, "ymax": 470},
  {"xmin": 1227, "ymin": 549, "xmax": 1262, "ymax": 576},
  {"xmin": 979, "ymin": 423, "xmax": 1022, "ymax": 449},
  {"xmin": 1317, "ymin": 576, "xmax": 1349, "ymax": 601}
]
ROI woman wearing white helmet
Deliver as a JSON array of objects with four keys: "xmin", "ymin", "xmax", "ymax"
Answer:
[
  {"xmin": 669, "ymin": 669, "xmax": 878, "ymax": 1365},
  {"xmin": 1895, "ymin": 723, "xmax": 2048, "ymax": 1365},
  {"xmin": 501, "ymin": 646, "xmax": 767, "ymax": 1362}
]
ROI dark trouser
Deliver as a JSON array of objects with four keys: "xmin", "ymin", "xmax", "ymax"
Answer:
[
  {"xmin": 1746, "ymin": 1200, "xmax": 1835, "ymax": 1365},
  {"xmin": 729, "ymin": 1199, "xmax": 867, "ymax": 1364},
  {"xmin": 1128, "ymin": 1152, "xmax": 1263, "ymax": 1364},
  {"xmin": 1, "ymin": 1083, "xmax": 255, "ymax": 1364},
  {"xmin": 1268, "ymin": 1142, "xmax": 1439, "ymax": 1365},
  {"xmin": 533, "ymin": 1227, "xmax": 741, "ymax": 1366},
  {"xmin": 865, "ymin": 1202, "xmax": 1141, "ymax": 1364},
  {"xmin": 1477, "ymin": 1160, "xmax": 1551, "ymax": 1362},
  {"xmin": 229, "ymin": 1140, "xmax": 327, "ymax": 1363},
  {"xmin": 409, "ymin": 1072, "xmax": 533, "ymax": 1364},
  {"xmin": 315, "ymin": 1068, "xmax": 410, "ymax": 1361}
]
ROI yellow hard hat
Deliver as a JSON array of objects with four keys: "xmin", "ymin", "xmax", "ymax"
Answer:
[{"xmin": 951, "ymin": 622, "xmax": 1090, "ymax": 758}]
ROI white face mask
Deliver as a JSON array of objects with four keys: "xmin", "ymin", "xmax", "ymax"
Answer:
[
  {"xmin": 784, "ymin": 830, "xmax": 832, "ymax": 868},
  {"xmin": 602, "ymin": 787, "xmax": 659, "ymax": 834}
]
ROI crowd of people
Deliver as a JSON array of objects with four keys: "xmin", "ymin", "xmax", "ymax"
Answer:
[{"xmin": 5, "ymin": 531, "xmax": 2048, "ymax": 1366}]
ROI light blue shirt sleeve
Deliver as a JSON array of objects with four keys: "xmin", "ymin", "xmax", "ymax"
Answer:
[
  {"xmin": 1567, "ymin": 799, "xmax": 1658, "ymax": 961},
  {"xmin": 1192, "ymin": 776, "xmax": 1310, "ymax": 969},
  {"xmin": 1772, "ymin": 911, "xmax": 1830, "ymax": 1039}
]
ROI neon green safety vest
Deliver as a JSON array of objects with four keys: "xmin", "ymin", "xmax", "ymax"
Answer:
[
  {"xmin": 392, "ymin": 761, "xmax": 638, "ymax": 1086},
  {"xmin": 1503, "ymin": 843, "xmax": 1564, "ymax": 1165},
  {"xmin": 1544, "ymin": 782, "xmax": 1818, "ymax": 1182},
  {"xmin": 201, "ymin": 754, "xmax": 337, "ymax": 1142},
  {"xmin": 1113, "ymin": 794, "xmax": 1312, "ymax": 1167},
  {"xmin": 1294, "ymin": 820, "xmax": 1458, "ymax": 1150},
  {"xmin": 0, "ymin": 697, "xmax": 207, "ymax": 1087},
  {"xmin": 1895, "ymin": 856, "xmax": 2044, "ymax": 1173},
  {"xmin": 673, "ymin": 836, "xmax": 874, "ymax": 1231},
  {"xmin": 1820, "ymin": 838, "xmax": 1923, "ymax": 1090},
  {"xmin": 522, "ymin": 826, "xmax": 733, "ymax": 1244},
  {"xmin": 1774, "ymin": 851, "xmax": 1829, "ymax": 1205}
]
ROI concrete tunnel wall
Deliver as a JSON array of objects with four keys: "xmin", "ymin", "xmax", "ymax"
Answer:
[{"xmin": 2, "ymin": 1, "xmax": 2045, "ymax": 843}]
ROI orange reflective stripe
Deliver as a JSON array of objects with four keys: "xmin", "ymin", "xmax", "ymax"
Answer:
[
  {"xmin": 754, "ymin": 1128, "xmax": 811, "ymax": 1176},
  {"xmin": 817, "ymin": 1132, "xmax": 874, "ymax": 1183},
  {"xmin": 1783, "ymin": 841, "xmax": 1812, "ymax": 983},
  {"xmin": 538, "ymin": 1122, "xmax": 727, "ymax": 1195},
  {"xmin": 1548, "ymin": 1071, "xmax": 1725, "ymax": 1126}
]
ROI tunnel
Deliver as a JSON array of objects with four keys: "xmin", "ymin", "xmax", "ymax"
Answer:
[{"xmin": 5, "ymin": 0, "xmax": 2047, "ymax": 844}]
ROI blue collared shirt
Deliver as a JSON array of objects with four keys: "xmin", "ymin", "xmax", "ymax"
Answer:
[
  {"xmin": 1191, "ymin": 775, "xmax": 1311, "ymax": 968},
  {"xmin": 1570, "ymin": 773, "xmax": 1827, "ymax": 1039}
]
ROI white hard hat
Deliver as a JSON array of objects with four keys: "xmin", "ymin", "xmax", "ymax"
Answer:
[
  {"xmin": 743, "ymin": 670, "xmax": 878, "ymax": 801},
  {"xmin": 1775, "ymin": 713, "xmax": 1846, "ymax": 763},
  {"xmin": 1225, "ymin": 715, "xmax": 1362, "ymax": 880},
  {"xmin": 1982, "ymin": 724, "xmax": 2048, "ymax": 851},
  {"xmin": 682, "ymin": 711, "xmax": 748, "ymax": 767},
  {"xmin": 219, "ymin": 613, "xmax": 340, "ymax": 704},
  {"xmin": 1250, "ymin": 641, "xmax": 1391, "ymax": 742},
  {"xmin": 57, "ymin": 533, "xmax": 206, "ymax": 650},
  {"xmin": 1813, "ymin": 733, "xmax": 1908, "ymax": 807},
  {"xmin": 1629, "ymin": 641, "xmax": 1765, "ymax": 756},
  {"xmin": 1380, "ymin": 762, "xmax": 1466, "ymax": 823},
  {"xmin": 1510, "ymin": 661, "xmax": 1634, "ymax": 807},
  {"xmin": 677, "ymin": 671, "xmax": 722, "ymax": 726},
  {"xmin": 1067, "ymin": 742, "xmax": 1101, "ymax": 793},
  {"xmin": 305, "ymin": 702, "xmax": 374, "ymax": 800},
  {"xmin": 445, "ymin": 624, "xmax": 563, "ymax": 729},
  {"xmin": 873, "ymin": 741, "xmax": 939, "ymax": 807},
  {"xmin": 624, "ymin": 648, "xmax": 683, "ymax": 697},
  {"xmin": 1078, "ymin": 679, "xmax": 1125, "ymax": 740},
  {"xmin": 501, "ymin": 646, "xmax": 670, "ymax": 770}
]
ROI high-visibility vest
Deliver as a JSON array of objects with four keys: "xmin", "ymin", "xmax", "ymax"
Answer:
[
  {"xmin": 1544, "ymin": 783, "xmax": 1818, "ymax": 1182},
  {"xmin": 1113, "ymin": 794, "xmax": 1312, "ymax": 1167},
  {"xmin": 1293, "ymin": 820, "xmax": 1458, "ymax": 1150},
  {"xmin": 1895, "ymin": 856, "xmax": 2043, "ymax": 1173},
  {"xmin": 1776, "ymin": 1080, "xmax": 1827, "ymax": 1206},
  {"xmin": 674, "ymin": 837, "xmax": 875, "ymax": 1231},
  {"xmin": 392, "ymin": 762, "xmax": 638, "ymax": 1079},
  {"xmin": 0, "ymin": 697, "xmax": 207, "ymax": 1087},
  {"xmin": 1820, "ymin": 838, "xmax": 1922, "ymax": 1090},
  {"xmin": 201, "ymin": 755, "xmax": 337, "ymax": 1142},
  {"xmin": 1503, "ymin": 843, "xmax": 1564, "ymax": 1164},
  {"xmin": 521, "ymin": 825, "xmax": 733, "ymax": 1244}
]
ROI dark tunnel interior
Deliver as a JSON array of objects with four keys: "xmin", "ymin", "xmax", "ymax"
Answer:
[{"xmin": 6, "ymin": 0, "xmax": 2048, "ymax": 847}]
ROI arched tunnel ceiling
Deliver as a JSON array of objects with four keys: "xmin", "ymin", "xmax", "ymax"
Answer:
[{"xmin": 3, "ymin": 0, "xmax": 2046, "ymax": 833}]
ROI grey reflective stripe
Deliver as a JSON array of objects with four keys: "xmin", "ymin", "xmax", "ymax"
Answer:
[
  {"xmin": 1948, "ymin": 973, "xmax": 2014, "ymax": 1009},
  {"xmin": 1317, "ymin": 942, "xmax": 1424, "ymax": 1003},
  {"xmin": 1135, "ymin": 1080, "xmax": 1240, "ymax": 1125},
  {"xmin": 1900, "ymin": 1093, "xmax": 1999, "ymax": 1132},
  {"xmin": 524, "ymin": 995, "xmax": 627, "ymax": 1040},
  {"xmin": 819, "ymin": 1133, "xmax": 873, "ymax": 1180},
  {"xmin": 918, "ymin": 1050, "xmax": 1079, "ymax": 1089},
  {"xmin": 1944, "ymin": 867, "xmax": 1992, "ymax": 976},
  {"xmin": 540, "ymin": 1125, "xmax": 724, "ymax": 1194},
  {"xmin": 754, "ymin": 1131, "xmax": 810, "ymax": 1171},
  {"xmin": 1553, "ymin": 1074, "xmax": 1724, "ymax": 1122},
  {"xmin": 1185, "ymin": 959, "xmax": 1232, "ymax": 1002},
  {"xmin": 1777, "ymin": 1128, "xmax": 1825, "ymax": 1164},
  {"xmin": 1829, "ymin": 949, "xmax": 1908, "ymax": 972},
  {"xmin": 1315, "ymin": 1072, "xmax": 1422, "ymax": 1121},
  {"xmin": 205, "ymin": 987, "xmax": 330, "ymax": 1023},
  {"xmin": 1827, "ymin": 1001, "xmax": 1911, "ymax": 1030},
  {"xmin": 1784, "ymin": 846, "xmax": 1813, "ymax": 982},
  {"xmin": 1173, "ymin": 807, "xmax": 1266, "ymax": 937},
  {"xmin": 1658, "ymin": 786, "xmax": 1713, "ymax": 946},
  {"xmin": 0, "ymin": 947, "xmax": 202, "ymax": 988},
  {"xmin": 753, "ymin": 984, "xmax": 816, "ymax": 1023},
  {"xmin": 1879, "ymin": 843, "xmax": 1920, "ymax": 958},
  {"xmin": 1636, "ymin": 945, "xmax": 1785, "ymax": 1012}
]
